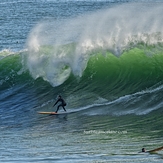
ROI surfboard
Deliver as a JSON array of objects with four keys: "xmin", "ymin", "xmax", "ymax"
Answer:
[
  {"xmin": 148, "ymin": 146, "xmax": 163, "ymax": 153},
  {"xmin": 38, "ymin": 111, "xmax": 67, "ymax": 115}
]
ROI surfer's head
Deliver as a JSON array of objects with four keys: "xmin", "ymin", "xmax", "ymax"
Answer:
[
  {"xmin": 58, "ymin": 95, "xmax": 62, "ymax": 98},
  {"xmin": 142, "ymin": 148, "xmax": 146, "ymax": 152}
]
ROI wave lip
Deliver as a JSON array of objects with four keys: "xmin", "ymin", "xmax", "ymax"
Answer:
[{"xmin": 24, "ymin": 3, "xmax": 163, "ymax": 87}]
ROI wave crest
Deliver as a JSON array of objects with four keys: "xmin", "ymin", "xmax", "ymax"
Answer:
[{"xmin": 25, "ymin": 3, "xmax": 163, "ymax": 86}]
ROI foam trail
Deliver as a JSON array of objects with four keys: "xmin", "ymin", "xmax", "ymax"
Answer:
[{"xmin": 25, "ymin": 3, "xmax": 163, "ymax": 86}]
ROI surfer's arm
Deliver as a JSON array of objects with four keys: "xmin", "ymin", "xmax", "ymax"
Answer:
[{"xmin": 53, "ymin": 99, "xmax": 59, "ymax": 107}]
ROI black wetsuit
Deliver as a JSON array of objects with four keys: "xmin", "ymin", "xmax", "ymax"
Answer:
[{"xmin": 54, "ymin": 97, "xmax": 67, "ymax": 113}]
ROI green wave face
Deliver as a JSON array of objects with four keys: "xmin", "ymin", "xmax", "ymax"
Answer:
[
  {"xmin": 1, "ymin": 44, "xmax": 163, "ymax": 100},
  {"xmin": 82, "ymin": 47, "xmax": 163, "ymax": 99}
]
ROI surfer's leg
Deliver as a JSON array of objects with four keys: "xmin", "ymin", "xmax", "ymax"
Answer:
[
  {"xmin": 56, "ymin": 105, "xmax": 61, "ymax": 113},
  {"xmin": 62, "ymin": 104, "xmax": 66, "ymax": 112},
  {"xmin": 63, "ymin": 106, "xmax": 66, "ymax": 112}
]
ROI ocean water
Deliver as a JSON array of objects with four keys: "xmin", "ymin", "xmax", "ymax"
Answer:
[{"xmin": 0, "ymin": 0, "xmax": 163, "ymax": 162}]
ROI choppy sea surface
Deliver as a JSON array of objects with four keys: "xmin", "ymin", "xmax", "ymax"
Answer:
[{"xmin": 0, "ymin": 0, "xmax": 163, "ymax": 162}]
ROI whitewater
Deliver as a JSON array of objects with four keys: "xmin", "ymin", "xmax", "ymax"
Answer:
[{"xmin": 0, "ymin": 0, "xmax": 163, "ymax": 162}]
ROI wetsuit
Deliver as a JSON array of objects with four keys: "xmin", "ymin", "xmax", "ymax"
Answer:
[{"xmin": 54, "ymin": 97, "xmax": 67, "ymax": 113}]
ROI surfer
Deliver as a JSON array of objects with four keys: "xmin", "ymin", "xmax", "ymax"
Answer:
[
  {"xmin": 141, "ymin": 146, "xmax": 163, "ymax": 153},
  {"xmin": 53, "ymin": 95, "xmax": 67, "ymax": 113},
  {"xmin": 142, "ymin": 148, "xmax": 146, "ymax": 152}
]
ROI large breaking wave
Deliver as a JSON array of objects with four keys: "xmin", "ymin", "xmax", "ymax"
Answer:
[{"xmin": 24, "ymin": 3, "xmax": 163, "ymax": 86}]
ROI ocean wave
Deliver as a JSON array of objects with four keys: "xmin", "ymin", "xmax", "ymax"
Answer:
[
  {"xmin": 23, "ymin": 3, "xmax": 163, "ymax": 87},
  {"xmin": 1, "ymin": 3, "xmax": 163, "ymax": 119},
  {"xmin": 1, "ymin": 45, "xmax": 163, "ymax": 97}
]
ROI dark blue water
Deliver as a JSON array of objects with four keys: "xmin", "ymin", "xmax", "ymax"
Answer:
[{"xmin": 0, "ymin": 0, "xmax": 163, "ymax": 162}]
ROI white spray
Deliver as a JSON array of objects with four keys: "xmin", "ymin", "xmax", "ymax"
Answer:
[{"xmin": 25, "ymin": 3, "xmax": 163, "ymax": 86}]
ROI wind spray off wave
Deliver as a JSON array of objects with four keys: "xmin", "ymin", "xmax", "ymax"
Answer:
[{"xmin": 25, "ymin": 3, "xmax": 163, "ymax": 87}]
